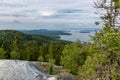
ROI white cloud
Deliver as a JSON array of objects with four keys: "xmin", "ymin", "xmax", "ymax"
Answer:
[{"xmin": 38, "ymin": 10, "xmax": 57, "ymax": 17}]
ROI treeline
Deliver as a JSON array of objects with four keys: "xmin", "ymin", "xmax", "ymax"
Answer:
[{"xmin": 0, "ymin": 30, "xmax": 70, "ymax": 63}]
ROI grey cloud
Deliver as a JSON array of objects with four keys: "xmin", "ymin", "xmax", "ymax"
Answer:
[
  {"xmin": 0, "ymin": 3, "xmax": 27, "ymax": 8},
  {"xmin": 0, "ymin": 14, "xmax": 28, "ymax": 17},
  {"xmin": 0, "ymin": 0, "xmax": 100, "ymax": 30},
  {"xmin": 60, "ymin": 9, "xmax": 83, "ymax": 14}
]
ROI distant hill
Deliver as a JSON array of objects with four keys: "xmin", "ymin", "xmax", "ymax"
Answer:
[
  {"xmin": 79, "ymin": 28, "xmax": 100, "ymax": 33},
  {"xmin": 0, "ymin": 30, "xmax": 31, "ymax": 45},
  {"xmin": 0, "ymin": 30, "xmax": 70, "ymax": 46},
  {"xmin": 19, "ymin": 29, "xmax": 71, "ymax": 39}
]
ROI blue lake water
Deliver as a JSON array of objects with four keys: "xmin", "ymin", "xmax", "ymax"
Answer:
[{"xmin": 60, "ymin": 30, "xmax": 95, "ymax": 42}]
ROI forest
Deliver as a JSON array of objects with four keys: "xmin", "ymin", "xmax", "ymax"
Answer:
[{"xmin": 0, "ymin": 0, "xmax": 120, "ymax": 80}]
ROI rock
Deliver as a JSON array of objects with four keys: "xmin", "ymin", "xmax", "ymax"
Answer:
[
  {"xmin": 0, "ymin": 60, "xmax": 48, "ymax": 80},
  {"xmin": 0, "ymin": 60, "xmax": 77, "ymax": 80},
  {"xmin": 47, "ymin": 73, "xmax": 76, "ymax": 80},
  {"xmin": 47, "ymin": 76, "xmax": 58, "ymax": 80},
  {"xmin": 57, "ymin": 73, "xmax": 76, "ymax": 80}
]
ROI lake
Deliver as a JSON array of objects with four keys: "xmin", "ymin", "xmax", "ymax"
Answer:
[{"xmin": 60, "ymin": 30, "xmax": 95, "ymax": 42}]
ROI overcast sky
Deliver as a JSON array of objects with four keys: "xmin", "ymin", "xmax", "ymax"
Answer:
[{"xmin": 0, "ymin": 0, "xmax": 100, "ymax": 30}]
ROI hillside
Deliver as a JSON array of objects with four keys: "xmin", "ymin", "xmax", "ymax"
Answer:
[
  {"xmin": 20, "ymin": 29, "xmax": 71, "ymax": 39},
  {"xmin": 0, "ymin": 30, "xmax": 32, "ymax": 45},
  {"xmin": 0, "ymin": 30, "xmax": 70, "ymax": 45}
]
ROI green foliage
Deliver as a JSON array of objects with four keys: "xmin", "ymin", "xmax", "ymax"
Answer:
[
  {"xmin": 95, "ymin": 21, "xmax": 100, "ymax": 25},
  {"xmin": 0, "ymin": 30, "xmax": 70, "ymax": 62},
  {"xmin": 10, "ymin": 51, "xmax": 20, "ymax": 59},
  {"xmin": 61, "ymin": 40, "xmax": 87, "ymax": 75},
  {"xmin": 92, "ymin": 26, "xmax": 120, "ymax": 65},
  {"xmin": 23, "ymin": 41, "xmax": 38, "ymax": 61},
  {"xmin": 78, "ymin": 26, "xmax": 120, "ymax": 79},
  {"xmin": 38, "ymin": 43, "xmax": 48, "ymax": 62},
  {"xmin": 38, "ymin": 41, "xmax": 66, "ymax": 65},
  {"xmin": 48, "ymin": 42, "xmax": 56, "ymax": 64},
  {"xmin": 112, "ymin": 72, "xmax": 120, "ymax": 80},
  {"xmin": 0, "ymin": 48, "xmax": 6, "ymax": 59},
  {"xmin": 92, "ymin": 26, "xmax": 120, "ymax": 53},
  {"xmin": 79, "ymin": 53, "xmax": 109, "ymax": 79}
]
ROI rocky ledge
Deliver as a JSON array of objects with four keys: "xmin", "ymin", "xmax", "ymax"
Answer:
[
  {"xmin": 0, "ymin": 60, "xmax": 49, "ymax": 80},
  {"xmin": 0, "ymin": 60, "xmax": 76, "ymax": 80}
]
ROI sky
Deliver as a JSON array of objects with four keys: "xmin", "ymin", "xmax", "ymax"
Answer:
[{"xmin": 0, "ymin": 0, "xmax": 100, "ymax": 30}]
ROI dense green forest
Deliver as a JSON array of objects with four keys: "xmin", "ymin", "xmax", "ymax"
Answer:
[
  {"xmin": 0, "ymin": 0, "xmax": 120, "ymax": 80},
  {"xmin": 0, "ymin": 30, "xmax": 70, "ymax": 61}
]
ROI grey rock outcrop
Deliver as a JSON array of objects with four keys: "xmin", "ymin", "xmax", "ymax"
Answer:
[
  {"xmin": 0, "ymin": 60, "xmax": 48, "ymax": 80},
  {"xmin": 57, "ymin": 73, "xmax": 76, "ymax": 80},
  {"xmin": 0, "ymin": 60, "xmax": 76, "ymax": 80}
]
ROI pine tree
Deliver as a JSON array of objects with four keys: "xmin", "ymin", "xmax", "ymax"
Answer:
[
  {"xmin": 0, "ymin": 48, "xmax": 6, "ymax": 59},
  {"xmin": 10, "ymin": 32, "xmax": 23, "ymax": 59},
  {"xmin": 61, "ymin": 40, "xmax": 87, "ymax": 75}
]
